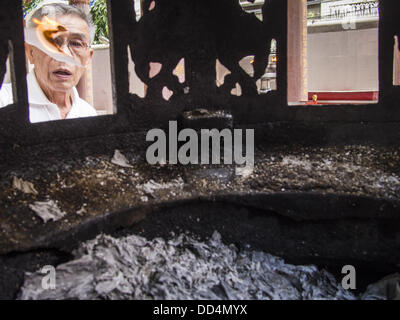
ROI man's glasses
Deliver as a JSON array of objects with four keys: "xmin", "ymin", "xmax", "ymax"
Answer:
[{"xmin": 52, "ymin": 36, "xmax": 90, "ymax": 56}]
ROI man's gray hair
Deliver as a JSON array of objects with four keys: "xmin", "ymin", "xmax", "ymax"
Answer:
[{"xmin": 27, "ymin": 3, "xmax": 95, "ymax": 44}]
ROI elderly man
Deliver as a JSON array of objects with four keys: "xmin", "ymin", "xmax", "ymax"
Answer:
[{"xmin": 0, "ymin": 2, "xmax": 97, "ymax": 123}]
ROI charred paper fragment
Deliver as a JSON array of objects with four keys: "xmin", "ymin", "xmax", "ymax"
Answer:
[
  {"xmin": 28, "ymin": 200, "xmax": 66, "ymax": 223},
  {"xmin": 18, "ymin": 231, "xmax": 357, "ymax": 300},
  {"xmin": 12, "ymin": 177, "xmax": 39, "ymax": 195},
  {"xmin": 76, "ymin": 206, "xmax": 86, "ymax": 216},
  {"xmin": 111, "ymin": 150, "xmax": 133, "ymax": 168},
  {"xmin": 361, "ymin": 274, "xmax": 400, "ymax": 300},
  {"xmin": 136, "ymin": 178, "xmax": 184, "ymax": 196}
]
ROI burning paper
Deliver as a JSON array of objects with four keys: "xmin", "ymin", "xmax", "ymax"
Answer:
[{"xmin": 25, "ymin": 16, "xmax": 83, "ymax": 67}]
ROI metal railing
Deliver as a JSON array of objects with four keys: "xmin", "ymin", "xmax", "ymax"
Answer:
[{"xmin": 308, "ymin": 1, "xmax": 379, "ymax": 21}]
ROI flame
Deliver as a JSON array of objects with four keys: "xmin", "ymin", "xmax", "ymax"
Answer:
[{"xmin": 32, "ymin": 16, "xmax": 68, "ymax": 55}]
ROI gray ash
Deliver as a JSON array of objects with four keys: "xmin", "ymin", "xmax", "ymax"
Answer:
[{"xmin": 18, "ymin": 231, "xmax": 357, "ymax": 300}]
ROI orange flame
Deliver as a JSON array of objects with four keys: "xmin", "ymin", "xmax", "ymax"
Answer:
[{"xmin": 32, "ymin": 16, "xmax": 68, "ymax": 55}]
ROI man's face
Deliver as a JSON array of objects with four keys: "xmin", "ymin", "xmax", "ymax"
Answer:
[{"xmin": 25, "ymin": 14, "xmax": 93, "ymax": 95}]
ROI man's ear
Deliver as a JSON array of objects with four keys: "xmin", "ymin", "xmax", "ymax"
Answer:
[
  {"xmin": 85, "ymin": 48, "xmax": 94, "ymax": 68},
  {"xmin": 24, "ymin": 43, "xmax": 35, "ymax": 64}
]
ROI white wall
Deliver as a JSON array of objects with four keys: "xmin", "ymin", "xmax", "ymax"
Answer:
[
  {"xmin": 2, "ymin": 57, "xmax": 12, "ymax": 84},
  {"xmin": 307, "ymin": 28, "xmax": 379, "ymax": 92},
  {"xmin": 91, "ymin": 45, "xmax": 114, "ymax": 115}
]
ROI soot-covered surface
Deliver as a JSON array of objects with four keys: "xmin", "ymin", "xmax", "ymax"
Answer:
[
  {"xmin": 1, "ymin": 144, "xmax": 400, "ymax": 254},
  {"xmin": 18, "ymin": 231, "xmax": 357, "ymax": 300}
]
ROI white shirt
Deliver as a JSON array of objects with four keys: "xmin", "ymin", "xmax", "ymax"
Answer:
[{"xmin": 0, "ymin": 70, "xmax": 97, "ymax": 123}]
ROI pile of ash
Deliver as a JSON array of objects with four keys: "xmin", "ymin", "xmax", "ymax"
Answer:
[{"xmin": 18, "ymin": 231, "xmax": 361, "ymax": 300}]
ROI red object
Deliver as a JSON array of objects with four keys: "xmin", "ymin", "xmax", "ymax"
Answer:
[{"xmin": 308, "ymin": 91, "xmax": 379, "ymax": 101}]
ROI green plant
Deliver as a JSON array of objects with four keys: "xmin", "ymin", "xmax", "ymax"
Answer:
[
  {"xmin": 23, "ymin": 0, "xmax": 43, "ymax": 16},
  {"xmin": 90, "ymin": 0, "xmax": 109, "ymax": 44}
]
